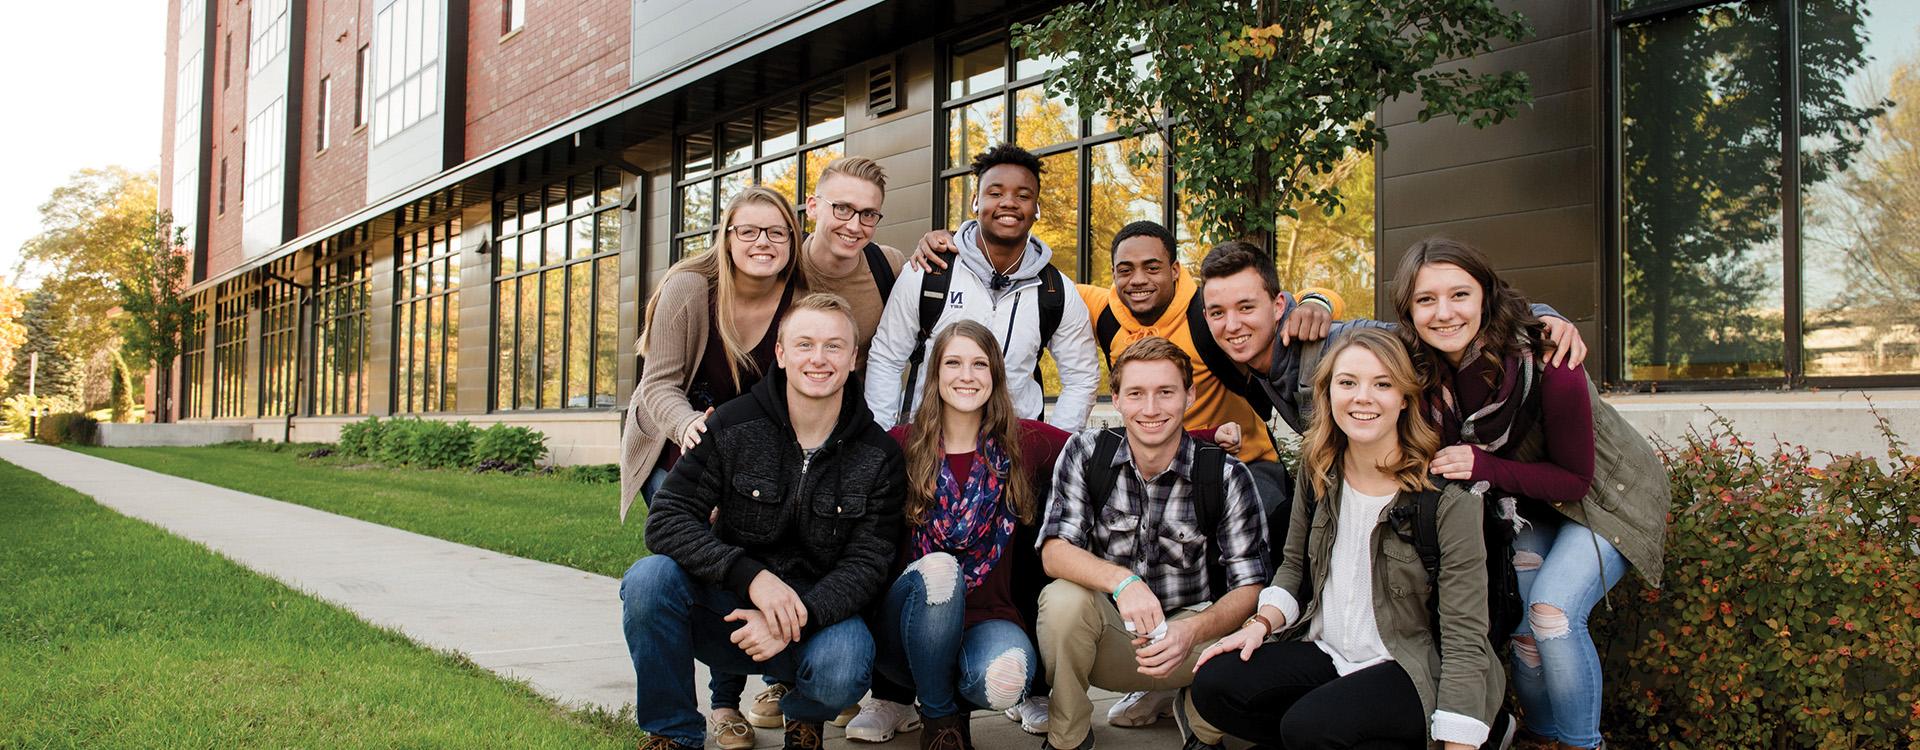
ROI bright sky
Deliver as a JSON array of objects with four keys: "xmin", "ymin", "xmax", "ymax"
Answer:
[{"xmin": 0, "ymin": 1, "xmax": 164, "ymax": 289}]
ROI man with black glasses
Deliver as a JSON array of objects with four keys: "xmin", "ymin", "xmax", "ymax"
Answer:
[{"xmin": 801, "ymin": 156, "xmax": 908, "ymax": 370}]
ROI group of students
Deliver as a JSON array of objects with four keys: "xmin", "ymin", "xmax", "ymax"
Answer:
[{"xmin": 617, "ymin": 142, "xmax": 1668, "ymax": 750}]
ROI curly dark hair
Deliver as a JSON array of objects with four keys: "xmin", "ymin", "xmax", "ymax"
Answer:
[
  {"xmin": 970, "ymin": 143, "xmax": 1044, "ymax": 182},
  {"xmin": 1388, "ymin": 237, "xmax": 1545, "ymax": 389}
]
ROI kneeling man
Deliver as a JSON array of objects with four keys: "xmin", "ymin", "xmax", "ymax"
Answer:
[
  {"xmin": 623, "ymin": 293, "xmax": 905, "ymax": 750},
  {"xmin": 1035, "ymin": 337, "xmax": 1269, "ymax": 750}
]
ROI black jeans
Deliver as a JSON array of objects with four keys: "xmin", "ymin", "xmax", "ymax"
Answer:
[{"xmin": 1191, "ymin": 640, "xmax": 1426, "ymax": 749}]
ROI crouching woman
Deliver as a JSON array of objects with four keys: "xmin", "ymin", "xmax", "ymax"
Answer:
[{"xmin": 1189, "ymin": 327, "xmax": 1502, "ymax": 749}]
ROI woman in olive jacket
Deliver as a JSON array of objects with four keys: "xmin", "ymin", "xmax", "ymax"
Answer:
[{"xmin": 1190, "ymin": 327, "xmax": 1503, "ymax": 749}]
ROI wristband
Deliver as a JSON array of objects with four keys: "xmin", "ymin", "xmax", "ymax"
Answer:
[
  {"xmin": 1244, "ymin": 613, "xmax": 1275, "ymax": 637},
  {"xmin": 1111, "ymin": 574, "xmax": 1142, "ymax": 599},
  {"xmin": 1300, "ymin": 294, "xmax": 1334, "ymax": 312}
]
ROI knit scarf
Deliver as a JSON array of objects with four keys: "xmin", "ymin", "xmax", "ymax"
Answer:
[
  {"xmin": 912, "ymin": 435, "xmax": 1015, "ymax": 593},
  {"xmin": 1427, "ymin": 340, "xmax": 1537, "ymax": 455}
]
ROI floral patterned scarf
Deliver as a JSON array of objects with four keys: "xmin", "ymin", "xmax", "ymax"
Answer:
[{"xmin": 911, "ymin": 435, "xmax": 1015, "ymax": 593}]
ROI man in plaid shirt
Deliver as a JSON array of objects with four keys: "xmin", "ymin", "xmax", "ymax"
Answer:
[{"xmin": 1035, "ymin": 337, "xmax": 1269, "ymax": 750}]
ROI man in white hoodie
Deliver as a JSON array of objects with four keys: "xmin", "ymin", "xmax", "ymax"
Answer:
[{"xmin": 863, "ymin": 143, "xmax": 1099, "ymax": 431}]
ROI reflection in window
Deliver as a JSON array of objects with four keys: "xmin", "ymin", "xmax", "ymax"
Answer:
[
  {"xmin": 212, "ymin": 279, "xmax": 250, "ymax": 418},
  {"xmin": 260, "ymin": 256, "xmax": 301, "ymax": 417},
  {"xmin": 673, "ymin": 84, "xmax": 846, "ymax": 260},
  {"xmin": 495, "ymin": 168, "xmax": 622, "ymax": 410},
  {"xmin": 1619, "ymin": 0, "xmax": 1898, "ymax": 382},
  {"xmin": 394, "ymin": 216, "xmax": 461, "ymax": 413},
  {"xmin": 1799, "ymin": 0, "xmax": 1920, "ymax": 377},
  {"xmin": 181, "ymin": 294, "xmax": 210, "ymax": 420},
  {"xmin": 313, "ymin": 237, "xmax": 372, "ymax": 416}
]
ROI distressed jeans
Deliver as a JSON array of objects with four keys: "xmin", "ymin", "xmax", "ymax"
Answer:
[
  {"xmin": 1510, "ymin": 513, "xmax": 1628, "ymax": 749},
  {"xmin": 619, "ymin": 555, "xmax": 873, "ymax": 747},
  {"xmin": 873, "ymin": 552, "xmax": 1037, "ymax": 719}
]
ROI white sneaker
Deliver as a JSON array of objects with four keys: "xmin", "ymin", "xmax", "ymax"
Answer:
[
  {"xmin": 1106, "ymin": 689, "xmax": 1176, "ymax": 727},
  {"xmin": 1003, "ymin": 695, "xmax": 1049, "ymax": 734},
  {"xmin": 844, "ymin": 699, "xmax": 921, "ymax": 743}
]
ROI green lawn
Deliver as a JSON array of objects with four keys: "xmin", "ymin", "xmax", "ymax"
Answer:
[
  {"xmin": 0, "ymin": 458, "xmax": 642, "ymax": 748},
  {"xmin": 71, "ymin": 443, "xmax": 645, "ymax": 577}
]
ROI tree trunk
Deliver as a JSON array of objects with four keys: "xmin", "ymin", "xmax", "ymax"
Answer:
[{"xmin": 154, "ymin": 361, "xmax": 172, "ymax": 424}]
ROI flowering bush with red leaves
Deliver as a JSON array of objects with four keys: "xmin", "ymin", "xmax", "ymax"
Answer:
[{"xmin": 1591, "ymin": 410, "xmax": 1920, "ymax": 749}]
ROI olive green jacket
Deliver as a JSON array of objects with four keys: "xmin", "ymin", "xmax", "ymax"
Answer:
[
  {"xmin": 1504, "ymin": 377, "xmax": 1668, "ymax": 587},
  {"xmin": 1271, "ymin": 475, "xmax": 1504, "ymax": 744}
]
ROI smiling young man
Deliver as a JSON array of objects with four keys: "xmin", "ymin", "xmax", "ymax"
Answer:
[
  {"xmin": 1033, "ymin": 337, "xmax": 1268, "ymax": 750},
  {"xmin": 1197, "ymin": 240, "xmax": 1589, "ymax": 434},
  {"xmin": 864, "ymin": 143, "xmax": 1099, "ymax": 431},
  {"xmin": 624, "ymin": 293, "xmax": 905, "ymax": 750},
  {"xmin": 801, "ymin": 157, "xmax": 907, "ymax": 369}
]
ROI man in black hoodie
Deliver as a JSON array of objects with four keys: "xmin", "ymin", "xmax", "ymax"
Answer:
[{"xmin": 623, "ymin": 293, "xmax": 906, "ymax": 750}]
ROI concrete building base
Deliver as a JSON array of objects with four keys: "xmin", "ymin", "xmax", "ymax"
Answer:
[{"xmin": 96, "ymin": 422, "xmax": 257, "ymax": 447}]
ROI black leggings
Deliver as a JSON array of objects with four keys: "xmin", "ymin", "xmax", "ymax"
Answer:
[{"xmin": 1191, "ymin": 640, "xmax": 1426, "ymax": 749}]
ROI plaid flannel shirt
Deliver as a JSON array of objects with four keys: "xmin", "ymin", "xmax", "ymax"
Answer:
[{"xmin": 1038, "ymin": 429, "xmax": 1269, "ymax": 611}]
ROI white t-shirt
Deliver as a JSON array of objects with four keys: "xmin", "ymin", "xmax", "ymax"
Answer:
[{"xmin": 1302, "ymin": 483, "xmax": 1396, "ymax": 675}]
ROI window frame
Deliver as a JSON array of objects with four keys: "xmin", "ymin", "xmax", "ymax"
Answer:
[
  {"xmin": 310, "ymin": 228, "xmax": 374, "ymax": 416},
  {"xmin": 1605, "ymin": 0, "xmax": 1920, "ymax": 390},
  {"xmin": 354, "ymin": 45, "xmax": 371, "ymax": 130},
  {"xmin": 503, "ymin": 0, "xmax": 525, "ymax": 36},
  {"xmin": 258, "ymin": 255, "xmax": 302, "ymax": 418},
  {"xmin": 211, "ymin": 277, "xmax": 252, "ymax": 419},
  {"xmin": 491, "ymin": 167, "xmax": 625, "ymax": 412},
  {"xmin": 669, "ymin": 79, "xmax": 848, "ymax": 262},
  {"xmin": 391, "ymin": 205, "xmax": 463, "ymax": 414},
  {"xmin": 316, "ymin": 76, "xmax": 332, "ymax": 153}
]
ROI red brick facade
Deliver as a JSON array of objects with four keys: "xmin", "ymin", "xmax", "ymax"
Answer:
[
  {"xmin": 296, "ymin": 0, "xmax": 372, "ymax": 236},
  {"xmin": 205, "ymin": 0, "xmax": 249, "ymax": 280},
  {"xmin": 462, "ymin": 0, "xmax": 629, "ymax": 159}
]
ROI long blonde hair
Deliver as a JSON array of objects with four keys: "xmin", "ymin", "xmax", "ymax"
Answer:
[
  {"xmin": 640, "ymin": 185, "xmax": 804, "ymax": 389},
  {"xmin": 1302, "ymin": 327, "xmax": 1441, "ymax": 499},
  {"xmin": 903, "ymin": 320, "xmax": 1035, "ymax": 526}
]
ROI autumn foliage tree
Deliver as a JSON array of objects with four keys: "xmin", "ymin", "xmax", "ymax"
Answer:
[{"xmin": 1015, "ymin": 0, "xmax": 1533, "ymax": 249}]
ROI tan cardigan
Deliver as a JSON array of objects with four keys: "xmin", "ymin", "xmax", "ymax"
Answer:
[{"xmin": 620, "ymin": 270, "xmax": 712, "ymax": 521}]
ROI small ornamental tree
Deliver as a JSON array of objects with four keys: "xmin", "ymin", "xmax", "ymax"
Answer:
[
  {"xmin": 1016, "ymin": 0, "xmax": 1533, "ymax": 247},
  {"xmin": 116, "ymin": 211, "xmax": 196, "ymax": 423}
]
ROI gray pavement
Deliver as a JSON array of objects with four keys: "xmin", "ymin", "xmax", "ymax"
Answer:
[{"xmin": 0, "ymin": 439, "xmax": 1188, "ymax": 749}]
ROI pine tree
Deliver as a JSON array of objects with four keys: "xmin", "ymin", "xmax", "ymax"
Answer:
[{"xmin": 3, "ymin": 291, "xmax": 80, "ymax": 402}]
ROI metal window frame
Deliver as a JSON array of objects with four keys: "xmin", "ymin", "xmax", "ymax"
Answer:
[
  {"xmin": 668, "ymin": 78, "xmax": 849, "ymax": 263},
  {"xmin": 490, "ymin": 166, "xmax": 625, "ymax": 412},
  {"xmin": 391, "ymin": 211, "xmax": 463, "ymax": 414}
]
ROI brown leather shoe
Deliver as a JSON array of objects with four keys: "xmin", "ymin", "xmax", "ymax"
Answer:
[
  {"xmin": 920, "ymin": 712, "xmax": 970, "ymax": 750},
  {"xmin": 637, "ymin": 735, "xmax": 698, "ymax": 750},
  {"xmin": 783, "ymin": 718, "xmax": 825, "ymax": 750}
]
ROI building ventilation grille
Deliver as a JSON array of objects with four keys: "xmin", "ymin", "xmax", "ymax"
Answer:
[{"xmin": 868, "ymin": 59, "xmax": 902, "ymax": 117}]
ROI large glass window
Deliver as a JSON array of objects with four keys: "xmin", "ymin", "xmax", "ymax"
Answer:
[
  {"xmin": 180, "ymin": 294, "xmax": 210, "ymax": 420},
  {"xmin": 494, "ymin": 168, "xmax": 622, "ymax": 410},
  {"xmin": 244, "ymin": 97, "xmax": 286, "ymax": 218},
  {"xmin": 211, "ymin": 278, "xmax": 251, "ymax": 418},
  {"xmin": 673, "ymin": 83, "xmax": 845, "ymax": 260},
  {"xmin": 312, "ymin": 232, "xmax": 372, "ymax": 415},
  {"xmin": 372, "ymin": 0, "xmax": 441, "ymax": 143},
  {"xmin": 249, "ymin": 0, "xmax": 289, "ymax": 67},
  {"xmin": 259, "ymin": 256, "xmax": 301, "ymax": 417},
  {"xmin": 1617, "ymin": 0, "xmax": 1919, "ymax": 384},
  {"xmin": 394, "ymin": 214, "xmax": 461, "ymax": 413}
]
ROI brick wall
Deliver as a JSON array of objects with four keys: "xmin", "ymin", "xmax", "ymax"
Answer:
[
  {"xmin": 160, "ymin": 0, "xmax": 181, "ymax": 226},
  {"xmin": 204, "ymin": 0, "xmax": 250, "ymax": 280},
  {"xmin": 463, "ymin": 0, "xmax": 629, "ymax": 159},
  {"xmin": 296, "ymin": 0, "xmax": 372, "ymax": 236}
]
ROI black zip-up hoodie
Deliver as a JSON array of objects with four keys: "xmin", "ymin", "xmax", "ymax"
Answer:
[{"xmin": 645, "ymin": 368, "xmax": 905, "ymax": 634}]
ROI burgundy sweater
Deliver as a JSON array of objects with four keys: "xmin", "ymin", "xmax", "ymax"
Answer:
[
  {"xmin": 887, "ymin": 420, "xmax": 1070, "ymax": 628},
  {"xmin": 1446, "ymin": 358, "xmax": 1596, "ymax": 503}
]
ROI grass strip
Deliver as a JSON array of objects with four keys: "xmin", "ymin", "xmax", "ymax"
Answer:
[
  {"xmin": 0, "ymin": 458, "xmax": 642, "ymax": 748},
  {"xmin": 72, "ymin": 442, "xmax": 645, "ymax": 577}
]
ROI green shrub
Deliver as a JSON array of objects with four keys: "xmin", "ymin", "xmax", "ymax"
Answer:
[
  {"xmin": 472, "ymin": 424, "xmax": 547, "ymax": 471},
  {"xmin": 337, "ymin": 416, "xmax": 387, "ymax": 459},
  {"xmin": 557, "ymin": 464, "xmax": 619, "ymax": 485},
  {"xmin": 3, "ymin": 394, "xmax": 81, "ymax": 435},
  {"xmin": 1593, "ymin": 413, "xmax": 1920, "ymax": 749},
  {"xmin": 35, "ymin": 412, "xmax": 99, "ymax": 446},
  {"xmin": 371, "ymin": 417, "xmax": 478, "ymax": 469}
]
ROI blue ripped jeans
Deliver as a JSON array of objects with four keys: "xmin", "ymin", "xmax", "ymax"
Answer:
[
  {"xmin": 873, "ymin": 553, "xmax": 1036, "ymax": 719},
  {"xmin": 620, "ymin": 555, "xmax": 873, "ymax": 747},
  {"xmin": 1510, "ymin": 512, "xmax": 1628, "ymax": 749}
]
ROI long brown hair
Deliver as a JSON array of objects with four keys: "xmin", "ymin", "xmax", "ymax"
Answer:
[
  {"xmin": 1388, "ymin": 237, "xmax": 1544, "ymax": 390},
  {"xmin": 1301, "ymin": 327, "xmax": 1442, "ymax": 499},
  {"xmin": 640, "ymin": 185, "xmax": 805, "ymax": 389},
  {"xmin": 903, "ymin": 320, "xmax": 1035, "ymax": 526}
]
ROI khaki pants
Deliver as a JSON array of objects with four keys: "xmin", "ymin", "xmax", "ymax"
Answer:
[{"xmin": 1035, "ymin": 579, "xmax": 1225, "ymax": 748}]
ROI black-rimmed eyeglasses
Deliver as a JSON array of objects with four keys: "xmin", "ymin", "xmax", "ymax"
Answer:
[
  {"xmin": 822, "ymin": 198, "xmax": 884, "ymax": 227},
  {"xmin": 727, "ymin": 224, "xmax": 792, "ymax": 244}
]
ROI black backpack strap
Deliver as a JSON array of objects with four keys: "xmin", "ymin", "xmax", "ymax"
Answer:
[
  {"xmin": 1095, "ymin": 304, "xmax": 1121, "ymax": 368},
  {"xmin": 900, "ymin": 249, "xmax": 959, "ymax": 425},
  {"xmin": 1082, "ymin": 428, "xmax": 1128, "ymax": 511},
  {"xmin": 1187, "ymin": 290, "xmax": 1254, "ymax": 398},
  {"xmin": 1028, "ymin": 265, "xmax": 1069, "ymax": 420},
  {"xmin": 863, "ymin": 242, "xmax": 896, "ymax": 302},
  {"xmin": 1190, "ymin": 440, "xmax": 1229, "ymax": 598},
  {"xmin": 1413, "ymin": 485, "xmax": 1445, "ymax": 633}
]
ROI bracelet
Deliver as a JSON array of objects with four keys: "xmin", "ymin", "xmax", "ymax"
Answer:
[
  {"xmin": 1300, "ymin": 294, "xmax": 1334, "ymax": 312},
  {"xmin": 1243, "ymin": 613, "xmax": 1275, "ymax": 637},
  {"xmin": 1111, "ymin": 574, "xmax": 1142, "ymax": 599}
]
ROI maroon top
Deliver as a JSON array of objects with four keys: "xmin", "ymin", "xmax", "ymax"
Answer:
[
  {"xmin": 1448, "ymin": 358, "xmax": 1596, "ymax": 502},
  {"xmin": 888, "ymin": 420, "xmax": 1070, "ymax": 628}
]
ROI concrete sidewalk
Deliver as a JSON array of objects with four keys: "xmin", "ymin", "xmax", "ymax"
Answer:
[{"xmin": 0, "ymin": 440, "xmax": 1187, "ymax": 749}]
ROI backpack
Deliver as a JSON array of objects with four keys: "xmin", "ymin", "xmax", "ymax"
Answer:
[
  {"xmin": 1081, "ymin": 427, "xmax": 1248, "ymax": 600},
  {"xmin": 1299, "ymin": 478, "xmax": 1523, "ymax": 652},
  {"xmin": 898, "ymin": 251, "xmax": 1066, "ymax": 424},
  {"xmin": 862, "ymin": 242, "xmax": 896, "ymax": 303}
]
